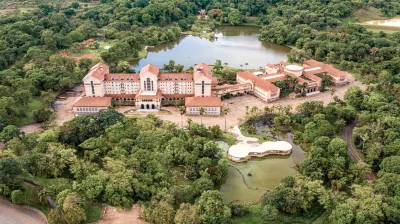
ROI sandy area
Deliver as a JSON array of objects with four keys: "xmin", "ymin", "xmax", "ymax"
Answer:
[
  {"xmin": 20, "ymin": 123, "xmax": 43, "ymax": 134},
  {"xmin": 0, "ymin": 199, "xmax": 47, "ymax": 224},
  {"xmin": 94, "ymin": 204, "xmax": 148, "ymax": 224},
  {"xmin": 53, "ymin": 85, "xmax": 84, "ymax": 126}
]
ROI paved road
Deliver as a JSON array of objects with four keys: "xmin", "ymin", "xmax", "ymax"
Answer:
[
  {"xmin": 341, "ymin": 123, "xmax": 376, "ymax": 181},
  {"xmin": 0, "ymin": 200, "xmax": 46, "ymax": 224}
]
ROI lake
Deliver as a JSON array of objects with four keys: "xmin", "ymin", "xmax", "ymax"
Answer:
[
  {"xmin": 131, "ymin": 26, "xmax": 291, "ymax": 70},
  {"xmin": 361, "ymin": 15, "xmax": 400, "ymax": 27},
  {"xmin": 217, "ymin": 128, "xmax": 305, "ymax": 203}
]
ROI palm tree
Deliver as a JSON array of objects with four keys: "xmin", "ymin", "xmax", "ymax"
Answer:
[
  {"xmin": 199, "ymin": 107, "xmax": 205, "ymax": 125},
  {"xmin": 329, "ymin": 87, "xmax": 336, "ymax": 100},
  {"xmin": 179, "ymin": 106, "xmax": 186, "ymax": 129},
  {"xmin": 224, "ymin": 62, "xmax": 228, "ymax": 67},
  {"xmin": 245, "ymin": 105, "xmax": 249, "ymax": 118},
  {"xmin": 240, "ymin": 64, "xmax": 243, "ymax": 68},
  {"xmin": 222, "ymin": 106, "xmax": 230, "ymax": 132},
  {"xmin": 187, "ymin": 118, "xmax": 193, "ymax": 130},
  {"xmin": 244, "ymin": 62, "xmax": 249, "ymax": 68}
]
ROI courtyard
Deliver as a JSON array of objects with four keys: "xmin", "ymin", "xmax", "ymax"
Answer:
[{"xmin": 117, "ymin": 79, "xmax": 365, "ymax": 129}]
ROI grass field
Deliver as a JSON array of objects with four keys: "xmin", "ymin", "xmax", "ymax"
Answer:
[{"xmin": 16, "ymin": 96, "xmax": 48, "ymax": 127}]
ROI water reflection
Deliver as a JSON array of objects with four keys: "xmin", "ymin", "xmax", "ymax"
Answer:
[
  {"xmin": 131, "ymin": 26, "xmax": 290, "ymax": 70},
  {"xmin": 218, "ymin": 124, "xmax": 305, "ymax": 203}
]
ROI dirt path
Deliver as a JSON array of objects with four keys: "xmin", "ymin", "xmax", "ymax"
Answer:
[
  {"xmin": 0, "ymin": 199, "xmax": 47, "ymax": 224},
  {"xmin": 94, "ymin": 204, "xmax": 148, "ymax": 224},
  {"xmin": 341, "ymin": 122, "xmax": 376, "ymax": 181}
]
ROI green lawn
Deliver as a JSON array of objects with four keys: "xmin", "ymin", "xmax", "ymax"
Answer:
[
  {"xmin": 16, "ymin": 96, "xmax": 48, "ymax": 127},
  {"xmin": 222, "ymin": 132, "xmax": 236, "ymax": 145},
  {"xmin": 239, "ymin": 125, "xmax": 274, "ymax": 143},
  {"xmin": 85, "ymin": 204, "xmax": 102, "ymax": 223},
  {"xmin": 232, "ymin": 205, "xmax": 325, "ymax": 224}
]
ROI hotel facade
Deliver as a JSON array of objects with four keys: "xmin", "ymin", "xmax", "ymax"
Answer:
[
  {"xmin": 72, "ymin": 59, "xmax": 349, "ymax": 116},
  {"xmin": 73, "ymin": 62, "xmax": 223, "ymax": 116}
]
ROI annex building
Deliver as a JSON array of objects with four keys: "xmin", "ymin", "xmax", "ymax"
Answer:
[
  {"xmin": 236, "ymin": 59, "xmax": 349, "ymax": 102},
  {"xmin": 73, "ymin": 62, "xmax": 223, "ymax": 116}
]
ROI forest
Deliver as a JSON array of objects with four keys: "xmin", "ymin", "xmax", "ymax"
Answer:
[{"xmin": 0, "ymin": 0, "xmax": 399, "ymax": 223}]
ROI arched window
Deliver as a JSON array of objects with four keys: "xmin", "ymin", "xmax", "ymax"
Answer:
[{"xmin": 146, "ymin": 78, "xmax": 151, "ymax": 91}]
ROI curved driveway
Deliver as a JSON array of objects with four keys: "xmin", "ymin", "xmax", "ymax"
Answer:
[
  {"xmin": 341, "ymin": 122, "xmax": 376, "ymax": 181},
  {"xmin": 0, "ymin": 199, "xmax": 46, "ymax": 224}
]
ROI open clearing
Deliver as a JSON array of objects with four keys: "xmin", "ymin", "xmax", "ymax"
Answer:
[{"xmin": 94, "ymin": 204, "xmax": 148, "ymax": 224}]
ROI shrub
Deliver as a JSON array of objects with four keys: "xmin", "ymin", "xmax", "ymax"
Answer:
[{"xmin": 11, "ymin": 190, "xmax": 24, "ymax": 204}]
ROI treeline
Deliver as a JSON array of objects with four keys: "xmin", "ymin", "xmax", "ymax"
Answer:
[
  {"xmin": 240, "ymin": 85, "xmax": 400, "ymax": 223},
  {"xmin": 256, "ymin": 0, "xmax": 400, "ymax": 83}
]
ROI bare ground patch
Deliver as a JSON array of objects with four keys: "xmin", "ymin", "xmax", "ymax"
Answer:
[{"xmin": 93, "ymin": 204, "xmax": 148, "ymax": 224}]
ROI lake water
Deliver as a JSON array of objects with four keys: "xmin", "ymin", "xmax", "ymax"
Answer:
[
  {"xmin": 131, "ymin": 26, "xmax": 291, "ymax": 70},
  {"xmin": 361, "ymin": 15, "xmax": 400, "ymax": 27},
  {"xmin": 217, "ymin": 128, "xmax": 305, "ymax": 203}
]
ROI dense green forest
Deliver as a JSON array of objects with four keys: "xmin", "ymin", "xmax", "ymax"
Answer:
[{"xmin": 0, "ymin": 0, "xmax": 400, "ymax": 223}]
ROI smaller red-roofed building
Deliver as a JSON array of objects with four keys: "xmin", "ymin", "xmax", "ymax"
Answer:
[
  {"xmin": 185, "ymin": 97, "xmax": 222, "ymax": 115},
  {"xmin": 72, "ymin": 97, "xmax": 112, "ymax": 116}
]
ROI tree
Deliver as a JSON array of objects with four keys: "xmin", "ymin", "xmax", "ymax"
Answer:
[
  {"xmin": 196, "ymin": 190, "xmax": 231, "ymax": 224},
  {"xmin": 187, "ymin": 118, "xmax": 193, "ymax": 130},
  {"xmin": 179, "ymin": 106, "xmax": 186, "ymax": 129},
  {"xmin": 62, "ymin": 193, "xmax": 87, "ymax": 224},
  {"xmin": 32, "ymin": 109, "xmax": 53, "ymax": 122},
  {"xmin": 199, "ymin": 107, "xmax": 205, "ymax": 125},
  {"xmin": 228, "ymin": 10, "xmax": 242, "ymax": 25},
  {"xmin": 344, "ymin": 86, "xmax": 364, "ymax": 110},
  {"xmin": 48, "ymin": 209, "xmax": 63, "ymax": 224},
  {"xmin": 221, "ymin": 106, "xmax": 230, "ymax": 132},
  {"xmin": 0, "ymin": 125, "xmax": 19, "ymax": 142},
  {"xmin": 11, "ymin": 190, "xmax": 23, "ymax": 204},
  {"xmin": 175, "ymin": 203, "xmax": 200, "ymax": 224},
  {"xmin": 0, "ymin": 157, "xmax": 22, "ymax": 188}
]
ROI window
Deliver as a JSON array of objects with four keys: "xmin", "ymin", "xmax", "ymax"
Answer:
[
  {"xmin": 91, "ymin": 81, "xmax": 95, "ymax": 95},
  {"xmin": 202, "ymin": 81, "xmax": 205, "ymax": 95},
  {"xmin": 146, "ymin": 78, "xmax": 151, "ymax": 91},
  {"xmin": 144, "ymin": 81, "xmax": 146, "ymax": 90},
  {"xmin": 151, "ymin": 80, "xmax": 154, "ymax": 91}
]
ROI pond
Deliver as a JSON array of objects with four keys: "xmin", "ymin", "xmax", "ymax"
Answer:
[
  {"xmin": 361, "ymin": 15, "xmax": 400, "ymax": 27},
  {"xmin": 217, "ymin": 126, "xmax": 305, "ymax": 203},
  {"xmin": 131, "ymin": 26, "xmax": 291, "ymax": 70}
]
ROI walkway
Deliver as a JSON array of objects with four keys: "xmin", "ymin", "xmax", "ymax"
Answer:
[
  {"xmin": 0, "ymin": 199, "xmax": 46, "ymax": 224},
  {"xmin": 341, "ymin": 122, "xmax": 376, "ymax": 181}
]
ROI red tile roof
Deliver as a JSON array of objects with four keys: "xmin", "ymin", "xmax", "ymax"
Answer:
[
  {"xmin": 185, "ymin": 96, "xmax": 222, "ymax": 107},
  {"xmin": 159, "ymin": 73, "xmax": 193, "ymax": 81},
  {"xmin": 84, "ymin": 62, "xmax": 109, "ymax": 81},
  {"xmin": 140, "ymin": 64, "xmax": 160, "ymax": 76},
  {"xmin": 303, "ymin": 59, "xmax": 324, "ymax": 67},
  {"xmin": 324, "ymin": 65, "xmax": 348, "ymax": 77},
  {"xmin": 237, "ymin": 71, "xmax": 257, "ymax": 82},
  {"xmin": 193, "ymin": 63, "xmax": 217, "ymax": 85},
  {"xmin": 254, "ymin": 77, "xmax": 280, "ymax": 92},
  {"xmin": 105, "ymin": 74, "xmax": 139, "ymax": 81},
  {"xmin": 73, "ymin": 97, "xmax": 112, "ymax": 107}
]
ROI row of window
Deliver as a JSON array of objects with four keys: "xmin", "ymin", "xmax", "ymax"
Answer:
[
  {"xmin": 189, "ymin": 107, "xmax": 218, "ymax": 112},
  {"xmin": 76, "ymin": 107, "xmax": 104, "ymax": 112}
]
